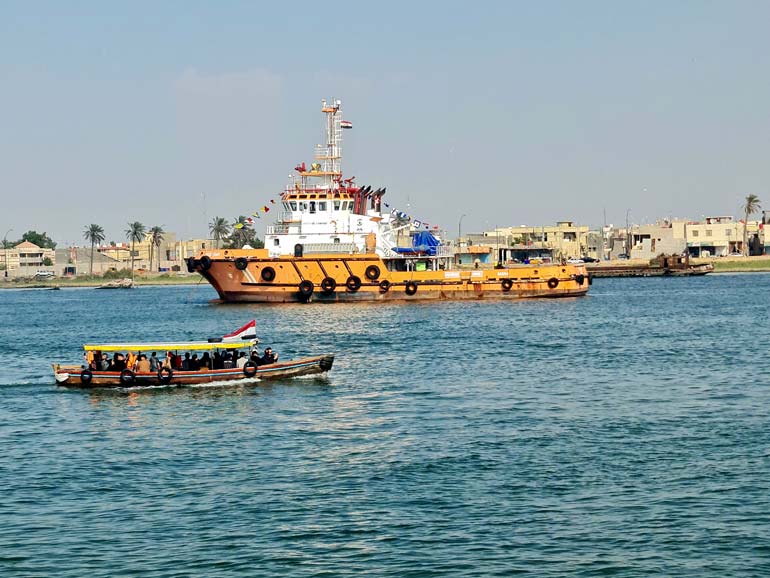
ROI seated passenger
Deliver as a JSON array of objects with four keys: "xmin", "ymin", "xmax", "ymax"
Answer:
[
  {"xmin": 182, "ymin": 352, "xmax": 191, "ymax": 371},
  {"xmin": 99, "ymin": 353, "xmax": 110, "ymax": 371},
  {"xmin": 136, "ymin": 354, "xmax": 151, "ymax": 373},
  {"xmin": 222, "ymin": 353, "xmax": 234, "ymax": 369},
  {"xmin": 260, "ymin": 347, "xmax": 278, "ymax": 365},
  {"xmin": 149, "ymin": 352, "xmax": 159, "ymax": 372},
  {"xmin": 212, "ymin": 351, "xmax": 224, "ymax": 370},
  {"xmin": 191, "ymin": 354, "xmax": 200, "ymax": 370},
  {"xmin": 200, "ymin": 352, "xmax": 212, "ymax": 370},
  {"xmin": 236, "ymin": 352, "xmax": 247, "ymax": 369}
]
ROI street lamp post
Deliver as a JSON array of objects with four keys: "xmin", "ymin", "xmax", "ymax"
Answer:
[
  {"xmin": 458, "ymin": 214, "xmax": 467, "ymax": 245},
  {"xmin": 2, "ymin": 228, "xmax": 12, "ymax": 277},
  {"xmin": 625, "ymin": 209, "xmax": 631, "ymax": 256}
]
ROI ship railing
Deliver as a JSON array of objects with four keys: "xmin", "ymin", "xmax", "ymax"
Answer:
[
  {"xmin": 301, "ymin": 242, "xmax": 356, "ymax": 253},
  {"xmin": 436, "ymin": 245, "xmax": 456, "ymax": 257},
  {"xmin": 266, "ymin": 224, "xmax": 292, "ymax": 235}
]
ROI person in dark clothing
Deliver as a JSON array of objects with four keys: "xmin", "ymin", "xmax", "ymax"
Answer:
[
  {"xmin": 200, "ymin": 352, "xmax": 212, "ymax": 370},
  {"xmin": 260, "ymin": 347, "xmax": 278, "ymax": 366},
  {"xmin": 149, "ymin": 352, "xmax": 159, "ymax": 372},
  {"xmin": 109, "ymin": 353, "xmax": 126, "ymax": 372},
  {"xmin": 182, "ymin": 352, "xmax": 191, "ymax": 371},
  {"xmin": 212, "ymin": 351, "xmax": 223, "ymax": 370},
  {"xmin": 191, "ymin": 354, "xmax": 200, "ymax": 370}
]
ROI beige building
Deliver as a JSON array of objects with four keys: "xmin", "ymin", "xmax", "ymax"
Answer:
[
  {"xmin": 1, "ymin": 241, "xmax": 56, "ymax": 278},
  {"xmin": 479, "ymin": 221, "xmax": 593, "ymax": 262}
]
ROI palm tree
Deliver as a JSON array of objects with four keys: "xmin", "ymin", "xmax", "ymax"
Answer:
[
  {"xmin": 742, "ymin": 194, "xmax": 761, "ymax": 256},
  {"xmin": 125, "ymin": 221, "xmax": 146, "ymax": 280},
  {"xmin": 83, "ymin": 224, "xmax": 105, "ymax": 276},
  {"xmin": 229, "ymin": 216, "xmax": 250, "ymax": 248},
  {"xmin": 148, "ymin": 225, "xmax": 165, "ymax": 272},
  {"xmin": 209, "ymin": 216, "xmax": 230, "ymax": 249}
]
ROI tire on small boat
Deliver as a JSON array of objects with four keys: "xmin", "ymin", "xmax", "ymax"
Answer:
[
  {"xmin": 261, "ymin": 266, "xmax": 276, "ymax": 282},
  {"xmin": 405, "ymin": 281, "xmax": 418, "ymax": 296},
  {"xmin": 186, "ymin": 257, "xmax": 197, "ymax": 273},
  {"xmin": 365, "ymin": 265, "xmax": 381, "ymax": 281},
  {"xmin": 346, "ymin": 275, "xmax": 362, "ymax": 292},
  {"xmin": 547, "ymin": 277, "xmax": 559, "ymax": 289},
  {"xmin": 501, "ymin": 278, "xmax": 513, "ymax": 292},
  {"xmin": 588, "ymin": 274, "xmax": 593, "ymax": 286},
  {"xmin": 298, "ymin": 280, "xmax": 314, "ymax": 301},
  {"xmin": 234, "ymin": 257, "xmax": 248, "ymax": 270},
  {"xmin": 80, "ymin": 369, "xmax": 93, "ymax": 384},
  {"xmin": 379, "ymin": 279, "xmax": 391, "ymax": 293},
  {"xmin": 157, "ymin": 367, "xmax": 173, "ymax": 384},
  {"xmin": 243, "ymin": 361, "xmax": 258, "ymax": 377},
  {"xmin": 199, "ymin": 256, "xmax": 213, "ymax": 271},
  {"xmin": 574, "ymin": 274, "xmax": 585, "ymax": 286},
  {"xmin": 120, "ymin": 369, "xmax": 136, "ymax": 385},
  {"xmin": 321, "ymin": 277, "xmax": 337, "ymax": 294}
]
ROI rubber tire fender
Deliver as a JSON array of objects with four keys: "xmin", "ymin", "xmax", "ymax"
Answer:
[
  {"xmin": 365, "ymin": 265, "xmax": 381, "ymax": 281},
  {"xmin": 157, "ymin": 367, "xmax": 173, "ymax": 384},
  {"xmin": 80, "ymin": 369, "xmax": 93, "ymax": 384},
  {"xmin": 320, "ymin": 277, "xmax": 337, "ymax": 294},
  {"xmin": 346, "ymin": 275, "xmax": 362, "ymax": 292},
  {"xmin": 243, "ymin": 361, "xmax": 258, "ymax": 378},
  {"xmin": 501, "ymin": 278, "xmax": 513, "ymax": 292},
  {"xmin": 405, "ymin": 281, "xmax": 418, "ymax": 296},
  {"xmin": 547, "ymin": 277, "xmax": 559, "ymax": 289},
  {"xmin": 574, "ymin": 274, "xmax": 585, "ymax": 286},
  {"xmin": 186, "ymin": 257, "xmax": 197, "ymax": 273},
  {"xmin": 378, "ymin": 279, "xmax": 391, "ymax": 293},
  {"xmin": 198, "ymin": 255, "xmax": 213, "ymax": 271},
  {"xmin": 261, "ymin": 266, "xmax": 276, "ymax": 282},
  {"xmin": 588, "ymin": 274, "xmax": 593, "ymax": 286},
  {"xmin": 234, "ymin": 257, "xmax": 248, "ymax": 270},
  {"xmin": 298, "ymin": 280, "xmax": 314, "ymax": 300},
  {"xmin": 120, "ymin": 369, "xmax": 136, "ymax": 385}
]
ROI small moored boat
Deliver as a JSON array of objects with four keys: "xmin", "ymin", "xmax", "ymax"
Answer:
[{"xmin": 52, "ymin": 321, "xmax": 334, "ymax": 388}]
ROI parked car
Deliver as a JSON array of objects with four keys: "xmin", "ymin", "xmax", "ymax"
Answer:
[
  {"xmin": 34, "ymin": 271, "xmax": 55, "ymax": 279},
  {"xmin": 566, "ymin": 258, "xmax": 585, "ymax": 264},
  {"xmin": 727, "ymin": 252, "xmax": 744, "ymax": 257},
  {"xmin": 581, "ymin": 256, "xmax": 599, "ymax": 263},
  {"xmin": 617, "ymin": 254, "xmax": 629, "ymax": 260}
]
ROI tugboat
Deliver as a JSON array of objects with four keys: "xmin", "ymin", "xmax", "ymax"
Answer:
[{"xmin": 190, "ymin": 99, "xmax": 589, "ymax": 303}]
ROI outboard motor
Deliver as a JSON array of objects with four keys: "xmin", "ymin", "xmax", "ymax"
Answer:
[{"xmin": 294, "ymin": 243, "xmax": 304, "ymax": 258}]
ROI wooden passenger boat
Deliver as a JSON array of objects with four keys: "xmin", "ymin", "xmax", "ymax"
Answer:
[{"xmin": 52, "ymin": 323, "xmax": 334, "ymax": 388}]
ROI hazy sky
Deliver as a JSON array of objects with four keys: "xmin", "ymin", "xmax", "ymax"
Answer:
[{"xmin": 1, "ymin": 1, "xmax": 769, "ymax": 245}]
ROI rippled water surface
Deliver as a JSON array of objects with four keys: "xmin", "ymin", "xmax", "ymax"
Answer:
[{"xmin": 2, "ymin": 275, "xmax": 770, "ymax": 577}]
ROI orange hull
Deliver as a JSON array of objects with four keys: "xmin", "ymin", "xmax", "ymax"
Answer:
[{"xmin": 191, "ymin": 251, "xmax": 590, "ymax": 303}]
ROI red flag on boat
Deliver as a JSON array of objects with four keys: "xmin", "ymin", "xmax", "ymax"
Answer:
[
  {"xmin": 262, "ymin": 206, "xmax": 271, "ymax": 213},
  {"xmin": 222, "ymin": 320, "xmax": 257, "ymax": 342}
]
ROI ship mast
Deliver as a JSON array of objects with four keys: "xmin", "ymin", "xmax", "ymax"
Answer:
[{"xmin": 313, "ymin": 99, "xmax": 343, "ymax": 191}]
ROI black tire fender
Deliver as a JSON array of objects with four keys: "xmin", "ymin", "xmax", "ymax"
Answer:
[
  {"xmin": 365, "ymin": 265, "xmax": 381, "ymax": 281},
  {"xmin": 574, "ymin": 274, "xmax": 585, "ymax": 286},
  {"xmin": 234, "ymin": 257, "xmax": 248, "ymax": 270},
  {"xmin": 346, "ymin": 275, "xmax": 362, "ymax": 292},
  {"xmin": 261, "ymin": 266, "xmax": 276, "ymax": 282},
  {"xmin": 298, "ymin": 280, "xmax": 314, "ymax": 300},
  {"xmin": 378, "ymin": 279, "xmax": 391, "ymax": 293},
  {"xmin": 120, "ymin": 369, "xmax": 136, "ymax": 385},
  {"xmin": 199, "ymin": 256, "xmax": 213, "ymax": 271},
  {"xmin": 320, "ymin": 277, "xmax": 337, "ymax": 294},
  {"xmin": 80, "ymin": 369, "xmax": 93, "ymax": 384},
  {"xmin": 501, "ymin": 278, "xmax": 513, "ymax": 292},
  {"xmin": 243, "ymin": 361, "xmax": 258, "ymax": 378},
  {"xmin": 186, "ymin": 257, "xmax": 197, "ymax": 273},
  {"xmin": 547, "ymin": 277, "xmax": 559, "ymax": 289},
  {"xmin": 157, "ymin": 367, "xmax": 173, "ymax": 384},
  {"xmin": 405, "ymin": 281, "xmax": 418, "ymax": 296}
]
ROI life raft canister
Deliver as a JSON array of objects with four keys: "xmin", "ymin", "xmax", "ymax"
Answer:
[
  {"xmin": 501, "ymin": 278, "xmax": 513, "ymax": 292},
  {"xmin": 261, "ymin": 266, "xmax": 276, "ymax": 282},
  {"xmin": 234, "ymin": 257, "xmax": 248, "ymax": 270},
  {"xmin": 199, "ymin": 256, "xmax": 213, "ymax": 271},
  {"xmin": 120, "ymin": 369, "xmax": 136, "ymax": 385},
  {"xmin": 379, "ymin": 279, "xmax": 391, "ymax": 293},
  {"xmin": 321, "ymin": 277, "xmax": 337, "ymax": 294},
  {"xmin": 243, "ymin": 361, "xmax": 258, "ymax": 378},
  {"xmin": 365, "ymin": 265, "xmax": 381, "ymax": 281},
  {"xmin": 405, "ymin": 281, "xmax": 418, "ymax": 296},
  {"xmin": 547, "ymin": 277, "xmax": 559, "ymax": 289},
  {"xmin": 157, "ymin": 367, "xmax": 173, "ymax": 384},
  {"xmin": 298, "ymin": 280, "xmax": 314, "ymax": 301},
  {"xmin": 346, "ymin": 275, "xmax": 362, "ymax": 292}
]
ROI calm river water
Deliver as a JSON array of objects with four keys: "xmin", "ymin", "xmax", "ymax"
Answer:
[{"xmin": 1, "ymin": 275, "xmax": 769, "ymax": 577}]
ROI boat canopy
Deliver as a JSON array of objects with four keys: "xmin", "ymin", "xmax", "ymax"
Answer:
[{"xmin": 84, "ymin": 340, "xmax": 257, "ymax": 352}]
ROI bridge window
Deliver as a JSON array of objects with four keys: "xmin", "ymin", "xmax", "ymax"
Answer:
[
  {"xmin": 318, "ymin": 201, "xmax": 327, "ymax": 211},
  {"xmin": 333, "ymin": 237, "xmax": 340, "ymax": 244},
  {"xmin": 309, "ymin": 201, "xmax": 316, "ymax": 213},
  {"xmin": 273, "ymin": 238, "xmax": 280, "ymax": 246},
  {"xmin": 333, "ymin": 201, "xmax": 341, "ymax": 211}
]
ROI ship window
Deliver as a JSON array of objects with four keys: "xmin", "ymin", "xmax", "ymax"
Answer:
[
  {"xmin": 333, "ymin": 201, "xmax": 341, "ymax": 211},
  {"xmin": 300, "ymin": 202, "xmax": 307, "ymax": 211},
  {"xmin": 318, "ymin": 202, "xmax": 327, "ymax": 211},
  {"xmin": 290, "ymin": 201, "xmax": 297, "ymax": 211},
  {"xmin": 273, "ymin": 239, "xmax": 279, "ymax": 246},
  {"xmin": 333, "ymin": 237, "xmax": 340, "ymax": 244},
  {"xmin": 309, "ymin": 201, "xmax": 316, "ymax": 213}
]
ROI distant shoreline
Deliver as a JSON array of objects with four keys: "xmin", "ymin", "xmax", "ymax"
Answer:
[{"xmin": 0, "ymin": 275, "xmax": 205, "ymax": 289}]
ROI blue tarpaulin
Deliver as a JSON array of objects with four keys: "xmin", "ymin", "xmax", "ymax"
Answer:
[{"xmin": 393, "ymin": 231, "xmax": 440, "ymax": 256}]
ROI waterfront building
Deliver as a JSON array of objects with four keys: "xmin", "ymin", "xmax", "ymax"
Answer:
[{"xmin": 0, "ymin": 241, "xmax": 55, "ymax": 278}]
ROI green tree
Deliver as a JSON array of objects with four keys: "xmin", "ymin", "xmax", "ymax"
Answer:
[
  {"xmin": 742, "ymin": 194, "xmax": 761, "ymax": 256},
  {"xmin": 148, "ymin": 225, "xmax": 165, "ymax": 272},
  {"xmin": 209, "ymin": 216, "xmax": 231, "ymax": 249},
  {"xmin": 125, "ymin": 221, "xmax": 146, "ymax": 280},
  {"xmin": 224, "ymin": 216, "xmax": 264, "ymax": 249},
  {"xmin": 19, "ymin": 230, "xmax": 56, "ymax": 249},
  {"xmin": 42, "ymin": 257, "xmax": 53, "ymax": 266},
  {"xmin": 83, "ymin": 224, "xmax": 106, "ymax": 276}
]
